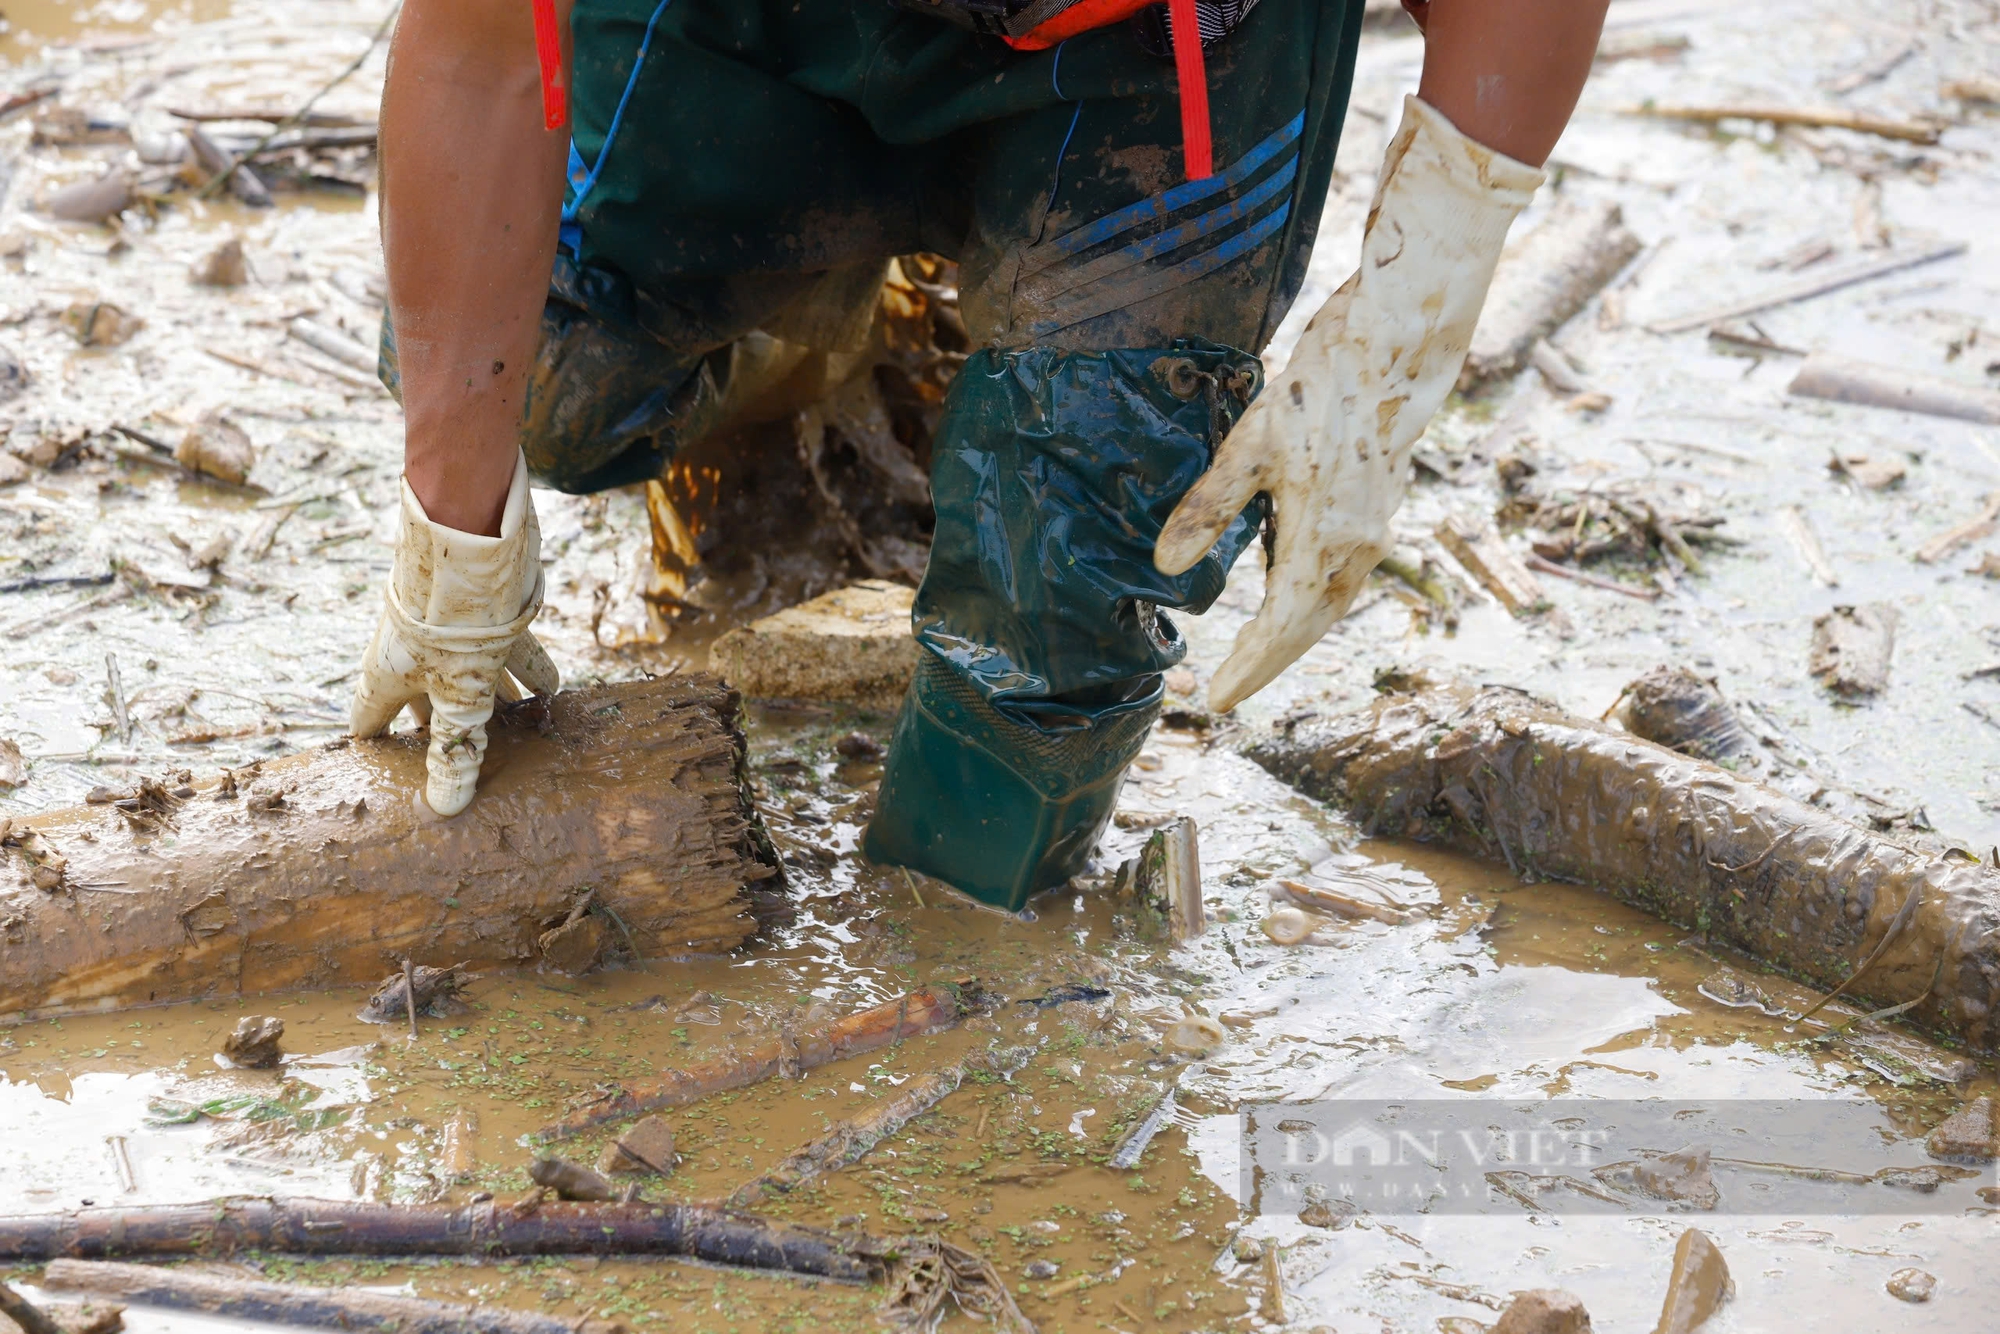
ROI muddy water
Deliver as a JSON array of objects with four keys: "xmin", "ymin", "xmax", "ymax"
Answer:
[{"xmin": 2, "ymin": 0, "xmax": 2000, "ymax": 1331}]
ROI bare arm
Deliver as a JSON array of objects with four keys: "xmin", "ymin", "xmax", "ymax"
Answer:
[
  {"xmin": 1410, "ymin": 0, "xmax": 1610, "ymax": 168},
  {"xmin": 379, "ymin": 0, "xmax": 571, "ymax": 536}
]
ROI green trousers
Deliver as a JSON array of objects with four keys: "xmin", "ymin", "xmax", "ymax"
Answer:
[{"xmin": 379, "ymin": 0, "xmax": 1366, "ymax": 906}]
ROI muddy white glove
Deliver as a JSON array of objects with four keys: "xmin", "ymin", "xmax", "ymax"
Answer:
[
  {"xmin": 1155, "ymin": 95, "xmax": 1543, "ymax": 711},
  {"xmin": 350, "ymin": 452, "xmax": 559, "ymax": 816}
]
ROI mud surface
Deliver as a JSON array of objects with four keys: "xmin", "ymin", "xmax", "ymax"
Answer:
[{"xmin": 3, "ymin": 0, "xmax": 1999, "ymax": 1331}]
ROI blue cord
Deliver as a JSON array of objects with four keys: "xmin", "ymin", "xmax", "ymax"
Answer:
[
  {"xmin": 562, "ymin": 0, "xmax": 676, "ymax": 224},
  {"xmin": 1046, "ymin": 41, "xmax": 1084, "ymax": 219}
]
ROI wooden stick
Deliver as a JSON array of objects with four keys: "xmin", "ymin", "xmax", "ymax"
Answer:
[
  {"xmin": 1622, "ymin": 102, "xmax": 1941, "ymax": 144},
  {"xmin": 1788, "ymin": 353, "xmax": 2000, "ymax": 426},
  {"xmin": 727, "ymin": 1066, "xmax": 962, "ymax": 1207},
  {"xmin": 195, "ymin": 6, "xmax": 401, "ymax": 201},
  {"xmin": 1275, "ymin": 879, "xmax": 1416, "ymax": 925},
  {"xmin": 1915, "ymin": 493, "xmax": 2000, "ymax": 564},
  {"xmin": 287, "ymin": 319, "xmax": 378, "ymax": 376},
  {"xmin": 0, "ymin": 1198, "xmax": 872, "ymax": 1282},
  {"xmin": 538, "ymin": 987, "xmax": 965, "ymax": 1139},
  {"xmin": 41, "ymin": 1260, "xmax": 617, "ymax": 1334},
  {"xmin": 1776, "ymin": 505, "xmax": 1840, "ymax": 586},
  {"xmin": 1524, "ymin": 554, "xmax": 1662, "ymax": 600},
  {"xmin": 1645, "ymin": 243, "xmax": 1965, "ymax": 335},
  {"xmin": 401, "ymin": 958, "xmax": 419, "ymax": 1040}
]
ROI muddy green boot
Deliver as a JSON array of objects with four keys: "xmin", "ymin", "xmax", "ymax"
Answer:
[{"xmin": 865, "ymin": 652, "xmax": 1162, "ymax": 912}]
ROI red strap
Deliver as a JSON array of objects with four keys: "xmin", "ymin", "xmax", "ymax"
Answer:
[
  {"xmin": 1167, "ymin": 0, "xmax": 1212, "ymax": 180},
  {"xmin": 533, "ymin": 0, "xmax": 567, "ymax": 131},
  {"xmin": 1002, "ymin": 0, "xmax": 1158, "ymax": 50}
]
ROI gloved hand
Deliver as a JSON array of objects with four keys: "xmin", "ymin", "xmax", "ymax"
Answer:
[
  {"xmin": 350, "ymin": 451, "xmax": 560, "ymax": 816},
  {"xmin": 1154, "ymin": 95, "xmax": 1544, "ymax": 711}
]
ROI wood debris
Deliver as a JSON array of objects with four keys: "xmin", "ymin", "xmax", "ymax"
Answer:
[
  {"xmin": 1623, "ymin": 101, "xmax": 1943, "ymax": 144},
  {"xmin": 1463, "ymin": 200, "xmax": 1642, "ymax": 386},
  {"xmin": 1647, "ymin": 243, "xmax": 1965, "ymax": 334},
  {"xmin": 1828, "ymin": 451, "xmax": 1906, "ymax": 489},
  {"xmin": 1435, "ymin": 512, "xmax": 1545, "ymax": 614},
  {"xmin": 1809, "ymin": 604, "xmax": 1897, "ymax": 697},
  {"xmin": 1915, "ymin": 492, "xmax": 2000, "ymax": 564},
  {"xmin": 1776, "ymin": 504, "xmax": 1840, "ymax": 585},
  {"xmin": 1788, "ymin": 353, "xmax": 2000, "ymax": 425}
]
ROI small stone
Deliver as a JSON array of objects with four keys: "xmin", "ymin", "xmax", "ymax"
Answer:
[
  {"xmin": 61, "ymin": 300, "xmax": 143, "ymax": 348},
  {"xmin": 834, "ymin": 730, "xmax": 884, "ymax": 760},
  {"xmin": 1925, "ymin": 1095, "xmax": 1997, "ymax": 1162},
  {"xmin": 48, "ymin": 1299, "xmax": 125, "ymax": 1334},
  {"xmin": 1493, "ymin": 1288, "xmax": 1592, "ymax": 1334},
  {"xmin": 537, "ymin": 911, "xmax": 608, "ymax": 975},
  {"xmin": 1885, "ymin": 1268, "xmax": 1935, "ymax": 1303},
  {"xmin": 1022, "ymin": 1259, "xmax": 1060, "ymax": 1280},
  {"xmin": 175, "ymin": 411, "xmax": 256, "ymax": 485},
  {"xmin": 1651, "ymin": 1228, "xmax": 1732, "ymax": 1334},
  {"xmin": 707, "ymin": 580, "xmax": 918, "ymax": 709},
  {"xmin": 610, "ymin": 1115, "xmax": 676, "ymax": 1175},
  {"xmin": 221, "ymin": 1015, "xmax": 284, "ymax": 1069},
  {"xmin": 1231, "ymin": 1235, "xmax": 1264, "ymax": 1263},
  {"xmin": 44, "ymin": 170, "xmax": 133, "ymax": 224},
  {"xmin": 1163, "ymin": 667, "xmax": 1198, "ymax": 697},
  {"xmin": 192, "ymin": 236, "xmax": 250, "ymax": 288},
  {"xmin": 0, "ymin": 738, "xmax": 25, "ymax": 789}
]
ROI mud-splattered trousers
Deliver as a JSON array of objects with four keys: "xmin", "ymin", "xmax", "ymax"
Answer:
[{"xmin": 379, "ymin": 0, "xmax": 1365, "ymax": 909}]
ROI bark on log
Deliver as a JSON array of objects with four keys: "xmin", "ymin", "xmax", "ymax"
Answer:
[
  {"xmin": 0, "ymin": 676, "xmax": 778, "ymax": 1019},
  {"xmin": 1246, "ymin": 686, "xmax": 2000, "ymax": 1051},
  {"xmin": 1788, "ymin": 353, "xmax": 2000, "ymax": 425},
  {"xmin": 539, "ymin": 987, "xmax": 965, "ymax": 1140},
  {"xmin": 1461, "ymin": 200, "xmax": 1642, "ymax": 387},
  {"xmin": 40, "ymin": 1260, "xmax": 622, "ymax": 1334},
  {"xmin": 0, "ymin": 1198, "xmax": 871, "ymax": 1282}
]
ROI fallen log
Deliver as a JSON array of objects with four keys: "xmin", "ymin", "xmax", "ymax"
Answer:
[
  {"xmin": 40, "ymin": 1260, "xmax": 621, "ymax": 1334},
  {"xmin": 0, "ymin": 1198, "xmax": 870, "ymax": 1282},
  {"xmin": 1787, "ymin": 353, "xmax": 2000, "ymax": 426},
  {"xmin": 1462, "ymin": 200, "xmax": 1641, "ymax": 386},
  {"xmin": 728, "ymin": 1066, "xmax": 963, "ymax": 1208},
  {"xmin": 0, "ymin": 677, "xmax": 777, "ymax": 1019},
  {"xmin": 539, "ymin": 986, "xmax": 967, "ymax": 1140},
  {"xmin": 1246, "ymin": 685, "xmax": 2000, "ymax": 1051}
]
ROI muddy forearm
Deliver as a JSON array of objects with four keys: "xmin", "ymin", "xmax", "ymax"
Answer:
[
  {"xmin": 1412, "ymin": 0, "xmax": 1609, "ymax": 168},
  {"xmin": 379, "ymin": 0, "xmax": 570, "ymax": 536}
]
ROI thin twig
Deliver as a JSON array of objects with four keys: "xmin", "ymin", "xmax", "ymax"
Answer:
[
  {"xmin": 402, "ymin": 957, "xmax": 419, "ymax": 1040},
  {"xmin": 197, "ymin": 5, "xmax": 401, "ymax": 200}
]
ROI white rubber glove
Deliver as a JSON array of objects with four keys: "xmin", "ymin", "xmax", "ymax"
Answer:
[
  {"xmin": 1155, "ymin": 95, "xmax": 1544, "ymax": 711},
  {"xmin": 350, "ymin": 451, "xmax": 560, "ymax": 816}
]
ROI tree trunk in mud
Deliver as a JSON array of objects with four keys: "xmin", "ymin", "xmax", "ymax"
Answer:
[
  {"xmin": 0, "ymin": 677, "xmax": 779, "ymax": 1019},
  {"xmin": 0, "ymin": 1198, "xmax": 871, "ymax": 1282},
  {"xmin": 1247, "ymin": 686, "xmax": 2000, "ymax": 1052},
  {"xmin": 41, "ymin": 1260, "xmax": 623, "ymax": 1334}
]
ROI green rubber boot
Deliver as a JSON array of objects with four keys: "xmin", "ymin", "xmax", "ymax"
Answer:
[
  {"xmin": 864, "ymin": 341, "xmax": 1264, "ymax": 911},
  {"xmin": 865, "ymin": 653, "xmax": 1162, "ymax": 912}
]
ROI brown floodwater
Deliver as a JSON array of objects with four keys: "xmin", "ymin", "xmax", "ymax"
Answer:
[{"xmin": 3, "ymin": 0, "xmax": 2000, "ymax": 1330}]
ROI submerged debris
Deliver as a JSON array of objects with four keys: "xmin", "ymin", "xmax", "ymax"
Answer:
[
  {"xmin": 1651, "ymin": 1228, "xmax": 1732, "ymax": 1334},
  {"xmin": 218, "ymin": 1015, "xmax": 284, "ymax": 1069},
  {"xmin": 1925, "ymin": 1095, "xmax": 1996, "ymax": 1162},
  {"xmin": 1809, "ymin": 603, "xmax": 1897, "ymax": 697},
  {"xmin": 595, "ymin": 1116, "xmax": 677, "ymax": 1178},
  {"xmin": 1492, "ymin": 1288, "xmax": 1593, "ymax": 1334},
  {"xmin": 357, "ymin": 964, "xmax": 466, "ymax": 1026},
  {"xmin": 1885, "ymin": 1268, "xmax": 1936, "ymax": 1303},
  {"xmin": 527, "ymin": 1157, "xmax": 619, "ymax": 1203}
]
